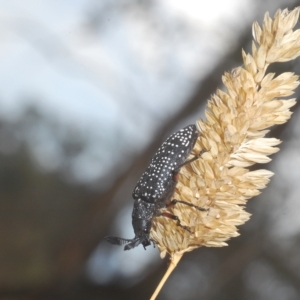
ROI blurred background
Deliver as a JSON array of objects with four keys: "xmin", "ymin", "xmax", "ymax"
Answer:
[{"xmin": 1, "ymin": 0, "xmax": 300, "ymax": 299}]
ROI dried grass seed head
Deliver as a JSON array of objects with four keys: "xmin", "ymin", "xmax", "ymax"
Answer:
[{"xmin": 150, "ymin": 7, "xmax": 300, "ymax": 259}]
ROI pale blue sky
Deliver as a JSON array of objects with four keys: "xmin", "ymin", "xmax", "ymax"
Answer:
[{"xmin": 0, "ymin": 0, "xmax": 255, "ymax": 185}]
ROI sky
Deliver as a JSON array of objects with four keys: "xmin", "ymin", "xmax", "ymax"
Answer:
[{"xmin": 0, "ymin": 0, "xmax": 254, "ymax": 185}]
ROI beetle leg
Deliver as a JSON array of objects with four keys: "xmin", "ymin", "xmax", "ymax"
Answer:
[
  {"xmin": 159, "ymin": 211, "xmax": 193, "ymax": 233},
  {"xmin": 170, "ymin": 199, "xmax": 209, "ymax": 212},
  {"xmin": 173, "ymin": 148, "xmax": 207, "ymax": 173}
]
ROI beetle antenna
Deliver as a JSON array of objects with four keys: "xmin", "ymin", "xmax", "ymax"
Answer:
[
  {"xmin": 124, "ymin": 238, "xmax": 141, "ymax": 251},
  {"xmin": 105, "ymin": 236, "xmax": 133, "ymax": 246}
]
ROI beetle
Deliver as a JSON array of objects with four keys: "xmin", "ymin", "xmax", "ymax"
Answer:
[{"xmin": 105, "ymin": 124, "xmax": 206, "ymax": 250}]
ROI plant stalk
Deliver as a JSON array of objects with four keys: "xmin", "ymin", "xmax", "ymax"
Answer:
[{"xmin": 150, "ymin": 253, "xmax": 183, "ymax": 300}]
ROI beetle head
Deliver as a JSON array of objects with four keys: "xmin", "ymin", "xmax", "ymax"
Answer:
[{"xmin": 105, "ymin": 219, "xmax": 152, "ymax": 250}]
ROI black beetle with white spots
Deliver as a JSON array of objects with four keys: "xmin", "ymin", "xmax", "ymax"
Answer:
[{"xmin": 105, "ymin": 124, "xmax": 207, "ymax": 250}]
